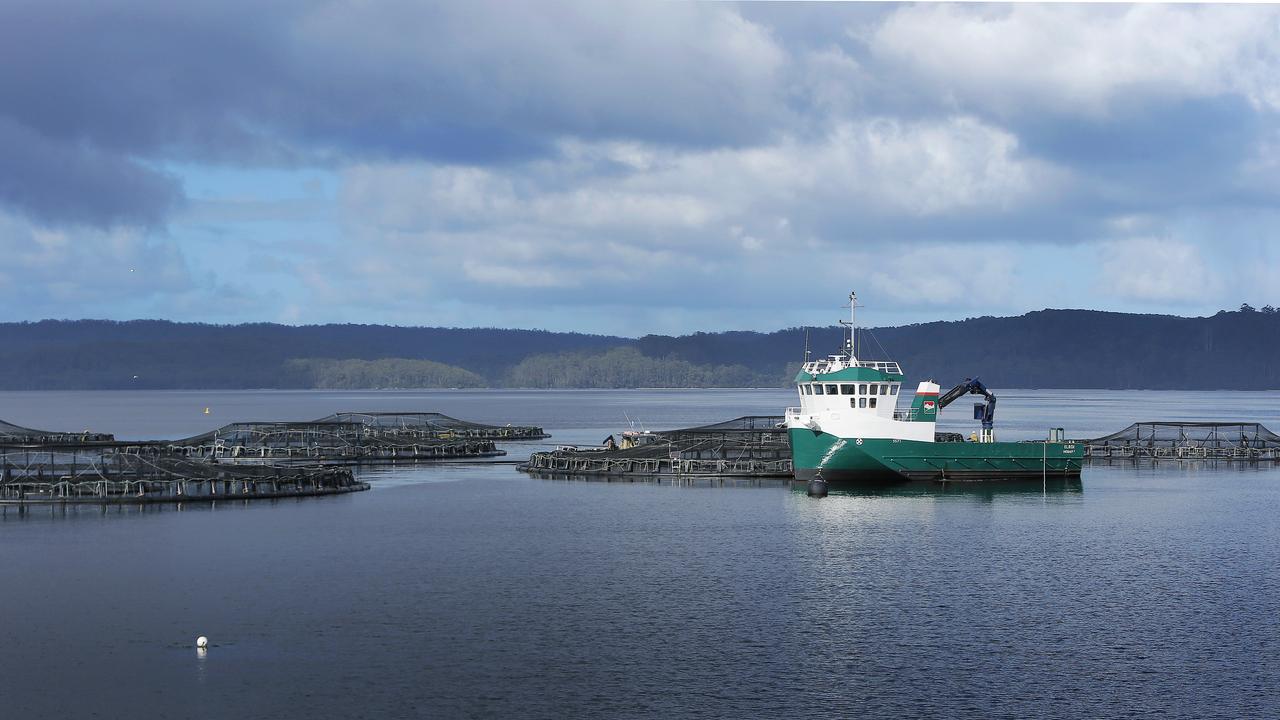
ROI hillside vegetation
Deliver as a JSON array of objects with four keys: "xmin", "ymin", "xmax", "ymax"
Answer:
[
  {"xmin": 285, "ymin": 358, "xmax": 486, "ymax": 389},
  {"xmin": 505, "ymin": 347, "xmax": 782, "ymax": 388}
]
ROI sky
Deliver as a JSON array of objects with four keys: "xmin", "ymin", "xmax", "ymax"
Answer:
[{"xmin": 1, "ymin": 1, "xmax": 1279, "ymax": 335}]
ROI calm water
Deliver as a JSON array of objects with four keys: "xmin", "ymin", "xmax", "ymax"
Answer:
[{"xmin": 1, "ymin": 389, "xmax": 1278, "ymax": 719}]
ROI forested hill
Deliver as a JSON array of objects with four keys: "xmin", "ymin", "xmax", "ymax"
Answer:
[
  {"xmin": 0, "ymin": 322, "xmax": 622, "ymax": 389},
  {"xmin": 0, "ymin": 308, "xmax": 1276, "ymax": 390},
  {"xmin": 637, "ymin": 307, "xmax": 1280, "ymax": 390}
]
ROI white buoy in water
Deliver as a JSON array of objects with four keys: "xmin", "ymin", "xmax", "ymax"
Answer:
[{"xmin": 196, "ymin": 636, "xmax": 208, "ymax": 649}]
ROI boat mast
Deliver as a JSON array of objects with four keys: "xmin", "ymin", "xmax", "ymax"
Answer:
[
  {"xmin": 850, "ymin": 290, "xmax": 857, "ymax": 359},
  {"xmin": 838, "ymin": 290, "xmax": 859, "ymax": 360}
]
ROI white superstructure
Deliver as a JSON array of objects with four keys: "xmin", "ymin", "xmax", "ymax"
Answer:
[{"xmin": 784, "ymin": 292, "xmax": 937, "ymax": 442}]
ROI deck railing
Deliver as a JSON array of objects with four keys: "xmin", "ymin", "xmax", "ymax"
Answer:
[{"xmin": 802, "ymin": 359, "xmax": 902, "ymax": 375}]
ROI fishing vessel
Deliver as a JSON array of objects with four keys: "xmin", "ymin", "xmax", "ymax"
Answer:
[{"xmin": 785, "ymin": 292, "xmax": 1082, "ymax": 486}]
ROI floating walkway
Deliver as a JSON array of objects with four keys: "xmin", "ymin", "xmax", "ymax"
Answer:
[
  {"xmin": 519, "ymin": 416, "xmax": 792, "ymax": 478},
  {"xmin": 1079, "ymin": 422, "xmax": 1280, "ymax": 461}
]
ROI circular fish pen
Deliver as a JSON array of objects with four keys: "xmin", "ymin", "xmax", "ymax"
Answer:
[
  {"xmin": 319, "ymin": 412, "xmax": 550, "ymax": 440},
  {"xmin": 170, "ymin": 420, "xmax": 505, "ymax": 465},
  {"xmin": 519, "ymin": 416, "xmax": 792, "ymax": 479},
  {"xmin": 0, "ymin": 443, "xmax": 367, "ymax": 505},
  {"xmin": 1080, "ymin": 422, "xmax": 1280, "ymax": 461},
  {"xmin": 0, "ymin": 418, "xmax": 115, "ymax": 444}
]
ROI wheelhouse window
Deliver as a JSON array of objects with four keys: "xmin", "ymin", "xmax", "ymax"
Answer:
[
  {"xmin": 801, "ymin": 385, "xmax": 811, "ymax": 395},
  {"xmin": 840, "ymin": 384, "xmax": 855, "ymax": 395},
  {"xmin": 858, "ymin": 383, "xmax": 867, "ymax": 394},
  {"xmin": 869, "ymin": 397, "xmax": 877, "ymax": 409},
  {"xmin": 880, "ymin": 385, "xmax": 888, "ymax": 395},
  {"xmin": 813, "ymin": 384, "xmax": 824, "ymax": 395},
  {"xmin": 869, "ymin": 383, "xmax": 879, "ymax": 395},
  {"xmin": 825, "ymin": 384, "xmax": 838, "ymax": 395},
  {"xmin": 859, "ymin": 397, "xmax": 868, "ymax": 408},
  {"xmin": 890, "ymin": 385, "xmax": 899, "ymax": 395}
]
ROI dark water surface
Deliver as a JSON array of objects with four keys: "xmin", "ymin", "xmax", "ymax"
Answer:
[{"xmin": 2, "ymin": 390, "xmax": 1278, "ymax": 719}]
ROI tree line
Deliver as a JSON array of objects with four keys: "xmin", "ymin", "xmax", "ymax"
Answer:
[{"xmin": 503, "ymin": 347, "xmax": 783, "ymax": 388}]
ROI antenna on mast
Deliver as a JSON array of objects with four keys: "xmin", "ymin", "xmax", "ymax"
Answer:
[{"xmin": 803, "ymin": 327, "xmax": 811, "ymax": 363}]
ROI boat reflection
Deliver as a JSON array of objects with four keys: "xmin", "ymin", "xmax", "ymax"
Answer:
[
  {"xmin": 521, "ymin": 470, "xmax": 1082, "ymax": 497},
  {"xmin": 793, "ymin": 476, "xmax": 1083, "ymax": 498}
]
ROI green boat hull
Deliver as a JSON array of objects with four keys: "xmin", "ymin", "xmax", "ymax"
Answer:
[{"xmin": 789, "ymin": 428, "xmax": 1083, "ymax": 483}]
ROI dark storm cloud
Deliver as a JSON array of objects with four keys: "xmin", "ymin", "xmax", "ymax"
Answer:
[
  {"xmin": 0, "ymin": 117, "xmax": 181, "ymax": 227},
  {"xmin": 0, "ymin": 1, "xmax": 291, "ymax": 155},
  {"xmin": 0, "ymin": 0, "xmax": 294, "ymax": 225}
]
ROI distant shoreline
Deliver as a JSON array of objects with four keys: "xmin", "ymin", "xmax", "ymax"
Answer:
[
  {"xmin": 2, "ymin": 387, "xmax": 1277, "ymax": 393},
  {"xmin": 2, "ymin": 307, "xmax": 1276, "ymax": 391}
]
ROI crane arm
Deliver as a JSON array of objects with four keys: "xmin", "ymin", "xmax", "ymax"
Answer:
[{"xmin": 937, "ymin": 377, "xmax": 997, "ymax": 430}]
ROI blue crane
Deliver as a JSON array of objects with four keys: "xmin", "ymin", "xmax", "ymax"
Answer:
[{"xmin": 937, "ymin": 377, "xmax": 997, "ymax": 437}]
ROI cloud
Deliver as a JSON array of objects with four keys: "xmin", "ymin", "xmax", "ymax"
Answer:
[
  {"xmin": 858, "ymin": 5, "xmax": 1280, "ymax": 226},
  {"xmin": 868, "ymin": 244, "xmax": 1017, "ymax": 308},
  {"xmin": 343, "ymin": 115, "xmax": 1061, "ymax": 236},
  {"xmin": 1240, "ymin": 128, "xmax": 1280, "ymax": 200},
  {"xmin": 462, "ymin": 261, "xmax": 575, "ymax": 289},
  {"xmin": 319, "ymin": 114, "xmax": 1062, "ymax": 330},
  {"xmin": 0, "ymin": 211, "xmax": 189, "ymax": 311},
  {"xmin": 0, "ymin": 2, "xmax": 1277, "ymax": 330},
  {"xmin": 869, "ymin": 4, "xmax": 1280, "ymax": 117},
  {"xmin": 0, "ymin": 209, "xmax": 283, "ymax": 321},
  {"xmin": 1097, "ymin": 237, "xmax": 1221, "ymax": 304},
  {"xmin": 289, "ymin": 0, "xmax": 789, "ymax": 150},
  {"xmin": 0, "ymin": 0, "xmax": 792, "ymax": 228},
  {"xmin": 1249, "ymin": 248, "xmax": 1280, "ymax": 305}
]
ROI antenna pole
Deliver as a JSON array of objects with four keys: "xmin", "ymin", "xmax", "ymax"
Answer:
[{"xmin": 849, "ymin": 290, "xmax": 858, "ymax": 359}]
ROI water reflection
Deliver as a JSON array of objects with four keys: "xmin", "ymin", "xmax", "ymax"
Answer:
[
  {"xmin": 1086, "ymin": 457, "xmax": 1280, "ymax": 474},
  {"xmin": 521, "ymin": 470, "xmax": 791, "ymax": 489},
  {"xmin": 0, "ymin": 496, "xmax": 349, "ymax": 522}
]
